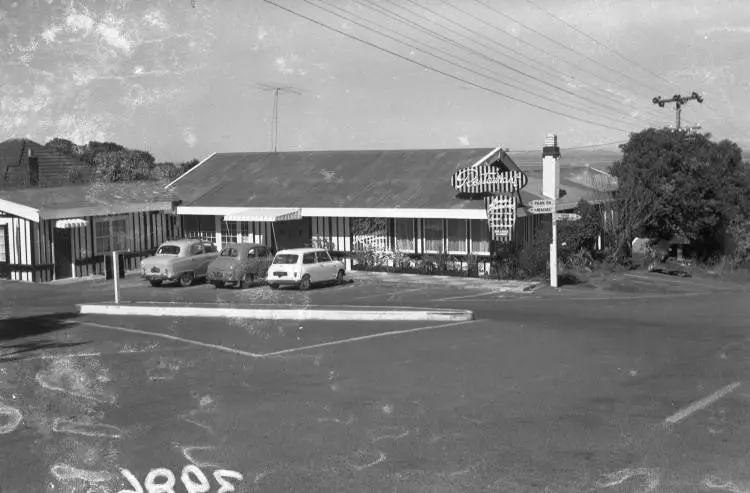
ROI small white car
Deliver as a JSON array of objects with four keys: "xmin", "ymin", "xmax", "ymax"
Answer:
[{"xmin": 267, "ymin": 248, "xmax": 346, "ymax": 290}]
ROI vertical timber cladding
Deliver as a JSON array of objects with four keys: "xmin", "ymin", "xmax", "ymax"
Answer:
[
  {"xmin": 6, "ymin": 216, "xmax": 34, "ymax": 281},
  {"xmin": 311, "ymin": 217, "xmax": 349, "ymax": 252}
]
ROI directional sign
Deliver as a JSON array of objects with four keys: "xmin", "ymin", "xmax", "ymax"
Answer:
[
  {"xmin": 528, "ymin": 205, "xmax": 554, "ymax": 214},
  {"xmin": 528, "ymin": 199, "xmax": 553, "ymax": 208},
  {"xmin": 451, "ymin": 166, "xmax": 528, "ymax": 195},
  {"xmin": 555, "ymin": 213, "xmax": 582, "ymax": 222}
]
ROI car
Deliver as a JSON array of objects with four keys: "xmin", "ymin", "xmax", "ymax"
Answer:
[
  {"xmin": 206, "ymin": 243, "xmax": 274, "ymax": 289},
  {"xmin": 140, "ymin": 239, "xmax": 219, "ymax": 287},
  {"xmin": 267, "ymin": 247, "xmax": 346, "ymax": 291}
]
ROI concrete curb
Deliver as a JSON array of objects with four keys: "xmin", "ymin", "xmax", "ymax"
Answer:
[
  {"xmin": 351, "ymin": 271, "xmax": 539, "ymax": 292},
  {"xmin": 75, "ymin": 303, "xmax": 475, "ymax": 322}
]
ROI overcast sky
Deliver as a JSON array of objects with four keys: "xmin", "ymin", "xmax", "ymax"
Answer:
[{"xmin": 1, "ymin": 0, "xmax": 748, "ymax": 162}]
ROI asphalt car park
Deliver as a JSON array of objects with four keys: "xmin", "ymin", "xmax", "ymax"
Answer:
[{"xmin": 2, "ymin": 273, "xmax": 750, "ymax": 492}]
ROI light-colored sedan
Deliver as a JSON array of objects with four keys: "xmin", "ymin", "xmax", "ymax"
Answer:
[
  {"xmin": 140, "ymin": 239, "xmax": 219, "ymax": 287},
  {"xmin": 267, "ymin": 248, "xmax": 346, "ymax": 290}
]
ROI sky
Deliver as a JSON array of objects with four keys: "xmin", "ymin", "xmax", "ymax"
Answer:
[{"xmin": 1, "ymin": 0, "xmax": 748, "ymax": 163}]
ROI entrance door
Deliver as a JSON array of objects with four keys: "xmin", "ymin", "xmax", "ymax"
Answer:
[
  {"xmin": 274, "ymin": 219, "xmax": 312, "ymax": 251},
  {"xmin": 54, "ymin": 228, "xmax": 73, "ymax": 279},
  {"xmin": 0, "ymin": 224, "xmax": 8, "ymax": 279}
]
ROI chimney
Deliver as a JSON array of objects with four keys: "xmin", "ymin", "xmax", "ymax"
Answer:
[{"xmin": 542, "ymin": 133, "xmax": 560, "ymax": 200}]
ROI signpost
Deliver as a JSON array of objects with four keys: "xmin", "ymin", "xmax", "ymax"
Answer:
[
  {"xmin": 528, "ymin": 199, "xmax": 553, "ymax": 209},
  {"xmin": 555, "ymin": 213, "xmax": 581, "ymax": 222},
  {"xmin": 542, "ymin": 134, "xmax": 560, "ymax": 288},
  {"xmin": 112, "ymin": 250, "xmax": 120, "ymax": 304},
  {"xmin": 528, "ymin": 204, "xmax": 554, "ymax": 214}
]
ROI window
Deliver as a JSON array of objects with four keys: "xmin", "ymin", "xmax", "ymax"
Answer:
[
  {"xmin": 446, "ymin": 219, "xmax": 468, "ymax": 254},
  {"xmin": 395, "ymin": 219, "xmax": 415, "ymax": 252},
  {"xmin": 204, "ymin": 244, "xmax": 218, "ymax": 253},
  {"xmin": 94, "ymin": 217, "xmax": 128, "ymax": 254},
  {"xmin": 222, "ymin": 221, "xmax": 238, "ymax": 244},
  {"xmin": 220, "ymin": 247, "xmax": 238, "ymax": 257},
  {"xmin": 316, "ymin": 250, "xmax": 332, "ymax": 262},
  {"xmin": 156, "ymin": 245, "xmax": 180, "ymax": 255},
  {"xmin": 302, "ymin": 252, "xmax": 316, "ymax": 264},
  {"xmin": 470, "ymin": 219, "xmax": 491, "ymax": 255},
  {"xmin": 190, "ymin": 244, "xmax": 204, "ymax": 255},
  {"xmin": 256, "ymin": 247, "xmax": 269, "ymax": 257},
  {"xmin": 423, "ymin": 219, "xmax": 443, "ymax": 253},
  {"xmin": 273, "ymin": 254, "xmax": 298, "ymax": 265}
]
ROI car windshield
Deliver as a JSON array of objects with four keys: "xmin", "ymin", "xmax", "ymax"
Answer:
[
  {"xmin": 156, "ymin": 245, "xmax": 180, "ymax": 255},
  {"xmin": 273, "ymin": 254, "xmax": 299, "ymax": 265},
  {"xmin": 220, "ymin": 248, "xmax": 238, "ymax": 257}
]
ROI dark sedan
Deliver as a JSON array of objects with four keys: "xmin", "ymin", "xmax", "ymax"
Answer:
[{"xmin": 206, "ymin": 243, "xmax": 274, "ymax": 288}]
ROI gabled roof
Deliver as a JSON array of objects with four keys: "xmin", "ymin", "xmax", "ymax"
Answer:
[
  {"xmin": 0, "ymin": 138, "xmax": 90, "ymax": 189},
  {"xmin": 168, "ymin": 148, "xmax": 521, "ymax": 210},
  {"xmin": 518, "ymin": 166, "xmax": 617, "ymax": 210},
  {"xmin": 0, "ymin": 181, "xmax": 179, "ymax": 222}
]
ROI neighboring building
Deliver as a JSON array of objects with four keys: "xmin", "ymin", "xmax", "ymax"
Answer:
[
  {"xmin": 0, "ymin": 182, "xmax": 180, "ymax": 281},
  {"xmin": 168, "ymin": 148, "xmax": 556, "ymax": 268},
  {"xmin": 0, "ymin": 138, "xmax": 90, "ymax": 189}
]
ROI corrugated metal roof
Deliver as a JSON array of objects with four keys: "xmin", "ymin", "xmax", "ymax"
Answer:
[
  {"xmin": 0, "ymin": 181, "xmax": 178, "ymax": 211},
  {"xmin": 169, "ymin": 148, "xmax": 520, "ymax": 210}
]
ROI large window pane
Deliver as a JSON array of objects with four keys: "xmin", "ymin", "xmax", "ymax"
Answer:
[
  {"xmin": 223, "ymin": 221, "xmax": 238, "ymax": 244},
  {"xmin": 470, "ymin": 219, "xmax": 491, "ymax": 254},
  {"xmin": 351, "ymin": 217, "xmax": 389, "ymax": 251},
  {"xmin": 446, "ymin": 219, "xmax": 467, "ymax": 253},
  {"xmin": 394, "ymin": 219, "xmax": 414, "ymax": 252},
  {"xmin": 423, "ymin": 219, "xmax": 443, "ymax": 253},
  {"xmin": 112, "ymin": 219, "xmax": 128, "ymax": 250}
]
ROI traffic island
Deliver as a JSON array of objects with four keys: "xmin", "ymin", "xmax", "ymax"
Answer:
[{"xmin": 75, "ymin": 301, "xmax": 475, "ymax": 322}]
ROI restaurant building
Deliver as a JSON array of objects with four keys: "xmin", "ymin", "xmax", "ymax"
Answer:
[{"xmin": 167, "ymin": 147, "xmax": 555, "ymax": 271}]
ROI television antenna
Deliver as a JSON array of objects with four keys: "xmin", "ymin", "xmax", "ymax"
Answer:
[{"xmin": 255, "ymin": 83, "xmax": 304, "ymax": 152}]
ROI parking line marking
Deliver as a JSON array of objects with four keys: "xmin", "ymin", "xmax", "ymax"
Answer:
[
  {"xmin": 432, "ymin": 291, "xmax": 503, "ymax": 302},
  {"xmin": 664, "ymin": 382, "xmax": 741, "ymax": 426},
  {"xmin": 78, "ymin": 321, "xmax": 264, "ymax": 358},
  {"xmin": 260, "ymin": 320, "xmax": 475, "ymax": 357}
]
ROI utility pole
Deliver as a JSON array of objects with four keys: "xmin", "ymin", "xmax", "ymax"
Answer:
[
  {"xmin": 652, "ymin": 92, "xmax": 704, "ymax": 130},
  {"xmin": 256, "ymin": 83, "xmax": 303, "ymax": 152}
]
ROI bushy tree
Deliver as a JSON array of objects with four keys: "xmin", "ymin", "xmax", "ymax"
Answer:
[
  {"xmin": 558, "ymin": 199, "xmax": 602, "ymax": 254},
  {"xmin": 610, "ymin": 128, "xmax": 750, "ymax": 259},
  {"xmin": 92, "ymin": 149, "xmax": 154, "ymax": 182}
]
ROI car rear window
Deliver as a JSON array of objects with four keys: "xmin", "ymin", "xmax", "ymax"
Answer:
[
  {"xmin": 156, "ymin": 245, "xmax": 180, "ymax": 255},
  {"xmin": 220, "ymin": 248, "xmax": 238, "ymax": 257},
  {"xmin": 273, "ymin": 254, "xmax": 299, "ymax": 265}
]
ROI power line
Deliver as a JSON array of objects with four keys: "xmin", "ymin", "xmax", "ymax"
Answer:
[
  {"xmin": 523, "ymin": 0, "xmax": 673, "ymax": 91},
  {"xmin": 652, "ymin": 92, "xmax": 704, "ymax": 129},
  {"xmin": 307, "ymin": 0, "xmax": 646, "ymax": 128},
  {"xmin": 510, "ymin": 140, "xmax": 627, "ymax": 153},
  {"xmin": 409, "ymin": 0, "xmax": 666, "ymax": 122},
  {"xmin": 263, "ymin": 0, "xmax": 633, "ymax": 133},
  {"xmin": 367, "ymin": 0, "xmax": 658, "ymax": 123},
  {"xmin": 469, "ymin": 0, "xmax": 666, "ymax": 95}
]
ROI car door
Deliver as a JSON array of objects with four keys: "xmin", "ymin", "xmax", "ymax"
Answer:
[
  {"xmin": 255, "ymin": 247, "xmax": 272, "ymax": 278},
  {"xmin": 315, "ymin": 250, "xmax": 336, "ymax": 281},
  {"xmin": 244, "ymin": 247, "xmax": 259, "ymax": 276},
  {"xmin": 301, "ymin": 252, "xmax": 319, "ymax": 282},
  {"xmin": 191, "ymin": 243, "xmax": 209, "ymax": 275}
]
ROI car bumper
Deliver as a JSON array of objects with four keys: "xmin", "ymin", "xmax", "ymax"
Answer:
[
  {"xmin": 266, "ymin": 278, "xmax": 300, "ymax": 286},
  {"xmin": 207, "ymin": 271, "xmax": 240, "ymax": 283},
  {"xmin": 142, "ymin": 274, "xmax": 176, "ymax": 282}
]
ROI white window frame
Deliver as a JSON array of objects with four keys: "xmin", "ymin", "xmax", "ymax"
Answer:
[
  {"xmin": 469, "ymin": 219, "xmax": 491, "ymax": 256},
  {"xmin": 423, "ymin": 218, "xmax": 444, "ymax": 254},
  {"xmin": 446, "ymin": 219, "xmax": 468, "ymax": 255},
  {"xmin": 94, "ymin": 215, "xmax": 130, "ymax": 255},
  {"xmin": 394, "ymin": 218, "xmax": 415, "ymax": 253}
]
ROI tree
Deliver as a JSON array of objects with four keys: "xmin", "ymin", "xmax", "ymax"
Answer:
[
  {"xmin": 92, "ymin": 150, "xmax": 154, "ymax": 183},
  {"xmin": 609, "ymin": 128, "xmax": 750, "ymax": 259},
  {"xmin": 45, "ymin": 138, "xmax": 82, "ymax": 157},
  {"xmin": 558, "ymin": 199, "xmax": 603, "ymax": 253}
]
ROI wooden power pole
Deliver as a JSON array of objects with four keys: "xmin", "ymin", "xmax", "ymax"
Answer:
[{"xmin": 652, "ymin": 92, "xmax": 704, "ymax": 130}]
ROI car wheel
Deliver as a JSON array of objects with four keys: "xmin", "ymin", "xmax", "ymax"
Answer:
[
  {"xmin": 149, "ymin": 280, "xmax": 163, "ymax": 287},
  {"xmin": 336, "ymin": 270, "xmax": 345, "ymax": 285},
  {"xmin": 241, "ymin": 273, "xmax": 254, "ymax": 289},
  {"xmin": 299, "ymin": 274, "xmax": 311, "ymax": 291},
  {"xmin": 179, "ymin": 272, "xmax": 194, "ymax": 287},
  {"xmin": 269, "ymin": 283, "xmax": 279, "ymax": 290}
]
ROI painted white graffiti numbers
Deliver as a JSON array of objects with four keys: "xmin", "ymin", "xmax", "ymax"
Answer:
[
  {"xmin": 118, "ymin": 467, "xmax": 243, "ymax": 493},
  {"xmin": 181, "ymin": 465, "xmax": 210, "ymax": 493}
]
